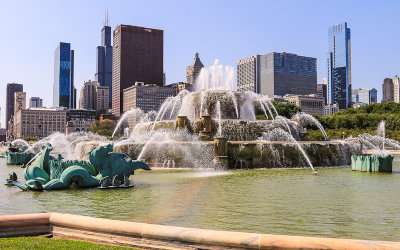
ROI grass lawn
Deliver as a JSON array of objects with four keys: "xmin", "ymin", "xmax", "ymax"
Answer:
[{"xmin": 0, "ymin": 237, "xmax": 135, "ymax": 249}]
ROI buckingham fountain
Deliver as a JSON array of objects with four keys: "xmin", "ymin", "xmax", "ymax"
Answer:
[
  {"xmin": 4, "ymin": 59, "xmax": 398, "ymax": 191},
  {"xmin": 100, "ymin": 60, "xmax": 363, "ymax": 174}
]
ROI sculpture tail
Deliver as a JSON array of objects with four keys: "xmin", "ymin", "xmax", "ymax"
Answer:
[
  {"xmin": 7, "ymin": 180, "xmax": 28, "ymax": 191},
  {"xmin": 131, "ymin": 160, "xmax": 151, "ymax": 171}
]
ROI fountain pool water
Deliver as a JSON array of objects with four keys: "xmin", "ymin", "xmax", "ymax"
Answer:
[{"xmin": 2, "ymin": 157, "xmax": 400, "ymax": 242}]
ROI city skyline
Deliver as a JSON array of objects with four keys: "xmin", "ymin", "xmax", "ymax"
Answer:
[{"xmin": 1, "ymin": 0, "xmax": 400, "ymax": 126}]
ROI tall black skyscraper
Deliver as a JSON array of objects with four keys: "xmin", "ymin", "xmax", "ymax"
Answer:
[
  {"xmin": 95, "ymin": 9, "xmax": 113, "ymax": 108},
  {"xmin": 6, "ymin": 83, "xmax": 23, "ymax": 129}
]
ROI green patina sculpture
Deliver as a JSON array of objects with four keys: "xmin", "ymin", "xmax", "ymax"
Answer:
[
  {"xmin": 7, "ymin": 143, "xmax": 150, "ymax": 191},
  {"xmin": 351, "ymin": 154, "xmax": 393, "ymax": 173},
  {"xmin": 5, "ymin": 145, "xmax": 35, "ymax": 165},
  {"xmin": 89, "ymin": 143, "xmax": 151, "ymax": 188}
]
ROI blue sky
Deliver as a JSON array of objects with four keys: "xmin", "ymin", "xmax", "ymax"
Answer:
[{"xmin": 1, "ymin": 0, "xmax": 399, "ymax": 127}]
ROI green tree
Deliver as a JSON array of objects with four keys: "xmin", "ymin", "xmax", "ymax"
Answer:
[
  {"xmin": 254, "ymin": 101, "xmax": 301, "ymax": 120},
  {"xmin": 88, "ymin": 119, "xmax": 116, "ymax": 138},
  {"xmin": 21, "ymin": 136, "xmax": 39, "ymax": 142}
]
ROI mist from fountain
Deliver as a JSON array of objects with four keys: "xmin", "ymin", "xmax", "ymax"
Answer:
[
  {"xmin": 293, "ymin": 112, "xmax": 328, "ymax": 140},
  {"xmin": 11, "ymin": 139, "xmax": 30, "ymax": 149},
  {"xmin": 21, "ymin": 132, "xmax": 107, "ymax": 160},
  {"xmin": 130, "ymin": 129, "xmax": 214, "ymax": 169},
  {"xmin": 137, "ymin": 136, "xmax": 156, "ymax": 161}
]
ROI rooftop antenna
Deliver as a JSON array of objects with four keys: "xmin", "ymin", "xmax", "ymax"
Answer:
[{"xmin": 105, "ymin": 8, "xmax": 109, "ymax": 27}]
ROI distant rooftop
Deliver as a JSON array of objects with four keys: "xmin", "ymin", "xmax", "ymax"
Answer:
[{"xmin": 191, "ymin": 52, "xmax": 204, "ymax": 68}]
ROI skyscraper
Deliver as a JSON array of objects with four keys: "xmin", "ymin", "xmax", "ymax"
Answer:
[
  {"xmin": 53, "ymin": 42, "xmax": 76, "ymax": 109},
  {"xmin": 370, "ymin": 88, "xmax": 378, "ymax": 103},
  {"xmin": 393, "ymin": 75, "xmax": 400, "ymax": 103},
  {"xmin": 95, "ymin": 10, "xmax": 113, "ymax": 108},
  {"xmin": 112, "ymin": 25, "xmax": 164, "ymax": 116},
  {"xmin": 29, "ymin": 97, "xmax": 43, "ymax": 108},
  {"xmin": 382, "ymin": 78, "xmax": 394, "ymax": 102},
  {"xmin": 327, "ymin": 22, "xmax": 352, "ymax": 110},
  {"xmin": 5, "ymin": 83, "xmax": 23, "ymax": 129},
  {"xmin": 14, "ymin": 92, "xmax": 26, "ymax": 115},
  {"xmin": 78, "ymin": 80, "xmax": 109, "ymax": 111},
  {"xmin": 79, "ymin": 81, "xmax": 99, "ymax": 110},
  {"xmin": 317, "ymin": 78, "xmax": 327, "ymax": 105},
  {"xmin": 237, "ymin": 52, "xmax": 317, "ymax": 96}
]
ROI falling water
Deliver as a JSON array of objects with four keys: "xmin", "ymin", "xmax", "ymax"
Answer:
[
  {"xmin": 150, "ymin": 100, "xmax": 176, "ymax": 133},
  {"xmin": 169, "ymin": 96, "xmax": 180, "ymax": 119},
  {"xmin": 257, "ymin": 99, "xmax": 269, "ymax": 120},
  {"xmin": 262, "ymin": 99, "xmax": 275, "ymax": 120},
  {"xmin": 268, "ymin": 100, "xmax": 279, "ymax": 117},
  {"xmin": 262, "ymin": 128, "xmax": 317, "ymax": 174},
  {"xmin": 240, "ymin": 91, "xmax": 257, "ymax": 120},
  {"xmin": 216, "ymin": 101, "xmax": 222, "ymax": 136},
  {"xmin": 293, "ymin": 112, "xmax": 328, "ymax": 140},
  {"xmin": 199, "ymin": 91, "xmax": 207, "ymax": 117},
  {"xmin": 159, "ymin": 97, "xmax": 174, "ymax": 121},
  {"xmin": 227, "ymin": 91, "xmax": 239, "ymax": 119},
  {"xmin": 112, "ymin": 108, "xmax": 143, "ymax": 138},
  {"xmin": 377, "ymin": 121, "xmax": 386, "ymax": 150},
  {"xmin": 177, "ymin": 92, "xmax": 195, "ymax": 119},
  {"xmin": 275, "ymin": 116, "xmax": 293, "ymax": 136}
]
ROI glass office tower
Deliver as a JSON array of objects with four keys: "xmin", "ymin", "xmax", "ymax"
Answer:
[
  {"xmin": 370, "ymin": 88, "xmax": 378, "ymax": 103},
  {"xmin": 53, "ymin": 42, "xmax": 75, "ymax": 109},
  {"xmin": 327, "ymin": 22, "xmax": 351, "ymax": 109},
  {"xmin": 95, "ymin": 11, "xmax": 113, "ymax": 108}
]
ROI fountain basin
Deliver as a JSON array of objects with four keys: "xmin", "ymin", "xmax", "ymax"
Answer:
[
  {"xmin": 5, "ymin": 151, "xmax": 35, "ymax": 165},
  {"xmin": 351, "ymin": 154, "xmax": 393, "ymax": 173},
  {"xmin": 108, "ymin": 140, "xmax": 361, "ymax": 170}
]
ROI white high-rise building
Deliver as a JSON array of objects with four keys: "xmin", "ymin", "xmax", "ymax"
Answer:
[{"xmin": 393, "ymin": 75, "xmax": 400, "ymax": 103}]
